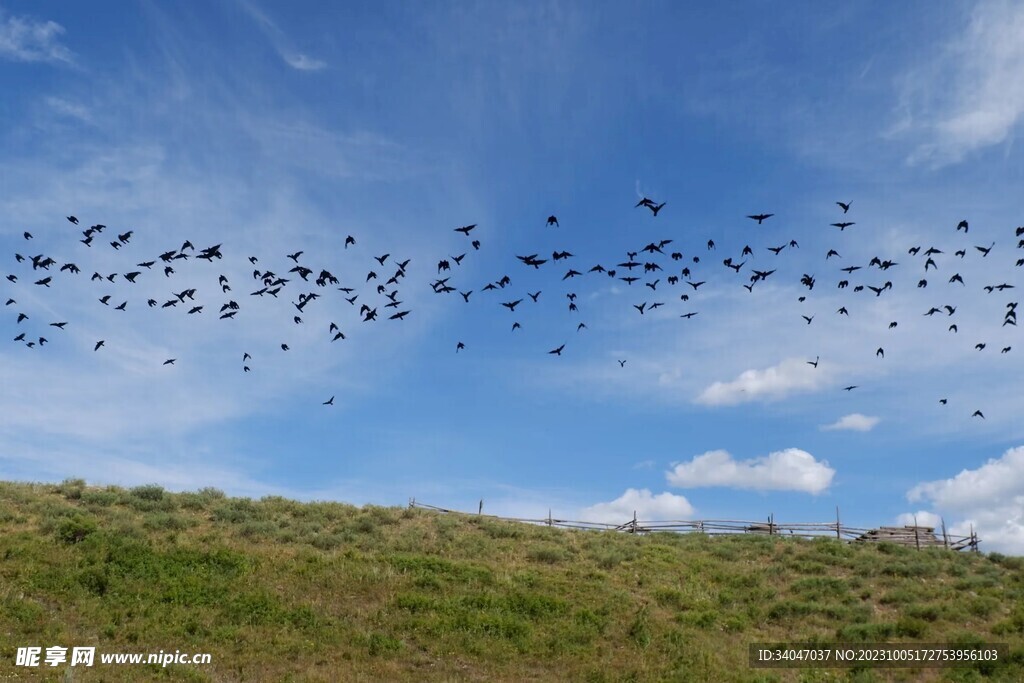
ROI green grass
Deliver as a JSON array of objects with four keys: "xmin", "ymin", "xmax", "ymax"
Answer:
[{"xmin": 0, "ymin": 479, "xmax": 1022, "ymax": 681}]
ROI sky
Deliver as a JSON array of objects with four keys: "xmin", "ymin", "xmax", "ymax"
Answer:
[{"xmin": 2, "ymin": 1, "xmax": 1023, "ymax": 553}]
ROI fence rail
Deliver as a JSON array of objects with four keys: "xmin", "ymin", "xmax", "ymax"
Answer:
[{"xmin": 408, "ymin": 499, "xmax": 980, "ymax": 552}]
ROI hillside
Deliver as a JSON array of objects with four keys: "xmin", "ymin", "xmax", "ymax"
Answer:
[{"xmin": 1, "ymin": 479, "xmax": 1022, "ymax": 682}]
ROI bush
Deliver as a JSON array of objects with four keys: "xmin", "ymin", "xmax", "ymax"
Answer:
[
  {"xmin": 130, "ymin": 484, "xmax": 165, "ymax": 501},
  {"xmin": 57, "ymin": 478, "xmax": 86, "ymax": 499},
  {"xmin": 55, "ymin": 515, "xmax": 97, "ymax": 544}
]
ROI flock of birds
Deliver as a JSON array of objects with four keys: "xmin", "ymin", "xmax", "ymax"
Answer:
[{"xmin": 4, "ymin": 199, "xmax": 1022, "ymax": 420}]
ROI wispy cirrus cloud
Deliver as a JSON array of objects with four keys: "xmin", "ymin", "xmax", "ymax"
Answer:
[
  {"xmin": 895, "ymin": 1, "xmax": 1024, "ymax": 167},
  {"xmin": 237, "ymin": 0, "xmax": 326, "ymax": 72},
  {"xmin": 821, "ymin": 413, "xmax": 880, "ymax": 432},
  {"xmin": 666, "ymin": 448, "xmax": 835, "ymax": 494},
  {"xmin": 0, "ymin": 9, "xmax": 74, "ymax": 65}
]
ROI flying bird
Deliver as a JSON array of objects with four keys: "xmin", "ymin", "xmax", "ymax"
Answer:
[{"xmin": 748, "ymin": 213, "xmax": 773, "ymax": 224}]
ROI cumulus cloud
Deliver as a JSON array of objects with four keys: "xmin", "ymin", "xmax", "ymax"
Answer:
[
  {"xmin": 899, "ymin": 1, "xmax": 1024, "ymax": 167},
  {"xmin": 695, "ymin": 358, "xmax": 830, "ymax": 406},
  {"xmin": 0, "ymin": 9, "xmax": 74, "ymax": 64},
  {"xmin": 666, "ymin": 448, "xmax": 834, "ymax": 494},
  {"xmin": 821, "ymin": 413, "xmax": 880, "ymax": 432},
  {"xmin": 907, "ymin": 446, "xmax": 1024, "ymax": 554},
  {"xmin": 582, "ymin": 488, "xmax": 695, "ymax": 523},
  {"xmin": 895, "ymin": 510, "xmax": 943, "ymax": 529}
]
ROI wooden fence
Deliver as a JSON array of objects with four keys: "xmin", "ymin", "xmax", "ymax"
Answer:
[{"xmin": 408, "ymin": 499, "xmax": 980, "ymax": 553}]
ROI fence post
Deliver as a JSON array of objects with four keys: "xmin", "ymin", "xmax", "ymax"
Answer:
[
  {"xmin": 769, "ymin": 513, "xmax": 774, "ymax": 536},
  {"xmin": 478, "ymin": 499, "xmax": 483, "ymax": 515},
  {"xmin": 548, "ymin": 508, "xmax": 552, "ymax": 527},
  {"xmin": 835, "ymin": 506, "xmax": 841, "ymax": 540},
  {"xmin": 941, "ymin": 517, "xmax": 949, "ymax": 550},
  {"xmin": 913, "ymin": 514, "xmax": 920, "ymax": 551},
  {"xmin": 631, "ymin": 510, "xmax": 637, "ymax": 534},
  {"xmin": 409, "ymin": 497, "xmax": 415, "ymax": 509}
]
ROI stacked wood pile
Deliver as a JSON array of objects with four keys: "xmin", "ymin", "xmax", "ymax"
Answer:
[{"xmin": 855, "ymin": 525, "xmax": 945, "ymax": 548}]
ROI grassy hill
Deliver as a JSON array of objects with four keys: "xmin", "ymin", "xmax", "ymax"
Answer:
[{"xmin": 1, "ymin": 479, "xmax": 1022, "ymax": 682}]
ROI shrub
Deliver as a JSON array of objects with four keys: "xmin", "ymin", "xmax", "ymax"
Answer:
[
  {"xmin": 130, "ymin": 484, "xmax": 165, "ymax": 501},
  {"xmin": 55, "ymin": 515, "xmax": 97, "ymax": 544},
  {"xmin": 57, "ymin": 478, "xmax": 86, "ymax": 499}
]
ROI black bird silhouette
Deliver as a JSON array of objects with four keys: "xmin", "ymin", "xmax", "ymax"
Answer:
[
  {"xmin": 94, "ymin": 340, "xmax": 104, "ymax": 351},
  {"xmin": 345, "ymin": 235, "xmax": 356, "ymax": 248},
  {"xmin": 323, "ymin": 396, "xmax": 335, "ymax": 406},
  {"xmin": 546, "ymin": 215, "xmax": 559, "ymax": 227},
  {"xmin": 115, "ymin": 301, "xmax": 127, "ymax": 311},
  {"xmin": 876, "ymin": 347, "xmax": 884, "ymax": 358},
  {"xmin": 843, "ymin": 385, "xmax": 857, "ymax": 391},
  {"xmin": 836, "ymin": 201, "xmax": 851, "ymax": 213},
  {"xmin": 807, "ymin": 356, "xmax": 819, "ymax": 368},
  {"xmin": 957, "ymin": 220, "xmax": 969, "ymax": 233},
  {"xmin": 455, "ymin": 224, "xmax": 476, "ymax": 235},
  {"xmin": 456, "ymin": 342, "xmax": 465, "ymax": 352},
  {"xmin": 163, "ymin": 359, "xmax": 176, "ymax": 366},
  {"xmin": 748, "ymin": 213, "xmax": 773, "ymax": 224},
  {"xmin": 831, "ymin": 222, "xmax": 855, "ymax": 230},
  {"xmin": 548, "ymin": 344, "xmax": 565, "ymax": 356},
  {"xmin": 50, "ymin": 322, "xmax": 68, "ymax": 329},
  {"xmin": 23, "ymin": 231, "xmax": 32, "ymax": 240},
  {"xmin": 939, "ymin": 399, "xmax": 947, "ymax": 405},
  {"xmin": 618, "ymin": 359, "xmax": 626, "ymax": 367},
  {"xmin": 17, "ymin": 313, "xmax": 28, "ymax": 323},
  {"xmin": 802, "ymin": 315, "xmax": 814, "ymax": 325},
  {"xmin": 512, "ymin": 322, "xmax": 521, "ymax": 331},
  {"xmin": 502, "ymin": 299, "xmax": 523, "ymax": 311},
  {"xmin": 972, "ymin": 410, "xmax": 984, "ymax": 419},
  {"xmin": 975, "ymin": 242, "xmax": 994, "ymax": 257},
  {"xmin": 472, "ymin": 240, "xmax": 481, "ymax": 250},
  {"xmin": 648, "ymin": 202, "xmax": 666, "ymax": 216},
  {"xmin": 389, "ymin": 310, "xmax": 410, "ymax": 320}
]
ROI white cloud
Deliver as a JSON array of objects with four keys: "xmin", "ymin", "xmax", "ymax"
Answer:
[
  {"xmin": 895, "ymin": 510, "xmax": 943, "ymax": 529},
  {"xmin": 696, "ymin": 357, "xmax": 830, "ymax": 406},
  {"xmin": 898, "ymin": 1, "xmax": 1024, "ymax": 167},
  {"xmin": 582, "ymin": 488, "xmax": 695, "ymax": 524},
  {"xmin": 238, "ymin": 1, "xmax": 326, "ymax": 72},
  {"xmin": 907, "ymin": 446, "xmax": 1024, "ymax": 554},
  {"xmin": 666, "ymin": 448, "xmax": 834, "ymax": 494},
  {"xmin": 282, "ymin": 53, "xmax": 325, "ymax": 72},
  {"xmin": 0, "ymin": 10, "xmax": 74, "ymax": 65},
  {"xmin": 821, "ymin": 413, "xmax": 880, "ymax": 432}
]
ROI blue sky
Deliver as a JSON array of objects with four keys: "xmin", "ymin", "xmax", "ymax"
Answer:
[{"xmin": 2, "ymin": 1, "xmax": 1024, "ymax": 552}]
